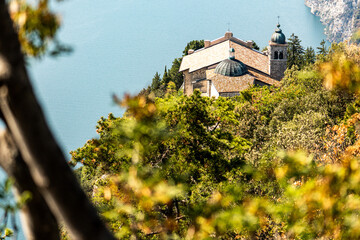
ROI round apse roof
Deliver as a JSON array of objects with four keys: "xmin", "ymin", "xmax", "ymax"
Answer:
[{"xmin": 214, "ymin": 58, "xmax": 247, "ymax": 77}]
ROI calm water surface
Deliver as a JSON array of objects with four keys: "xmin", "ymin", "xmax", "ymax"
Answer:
[{"xmin": 28, "ymin": 0, "xmax": 327, "ymax": 156}]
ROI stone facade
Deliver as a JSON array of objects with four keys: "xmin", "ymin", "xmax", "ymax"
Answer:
[
  {"xmin": 206, "ymin": 69, "xmax": 255, "ymax": 93},
  {"xmin": 183, "ymin": 68, "xmax": 206, "ymax": 96},
  {"xmin": 269, "ymin": 42, "xmax": 288, "ymax": 80},
  {"xmin": 219, "ymin": 92, "xmax": 241, "ymax": 97}
]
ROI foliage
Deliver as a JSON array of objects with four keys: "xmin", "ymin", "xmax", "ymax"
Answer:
[
  {"xmin": 72, "ymin": 38, "xmax": 360, "ymax": 239},
  {"xmin": 304, "ymin": 46, "xmax": 316, "ymax": 65},
  {"xmin": 162, "ymin": 66, "xmax": 171, "ymax": 85},
  {"xmin": 316, "ymin": 39, "xmax": 328, "ymax": 62},
  {"xmin": 287, "ymin": 33, "xmax": 305, "ymax": 69},
  {"xmin": 140, "ymin": 40, "xmax": 204, "ymax": 98},
  {"xmin": 271, "ymin": 151, "xmax": 360, "ymax": 239},
  {"xmin": 151, "ymin": 72, "xmax": 161, "ymax": 91},
  {"xmin": 320, "ymin": 43, "xmax": 360, "ymax": 92},
  {"xmin": 182, "ymin": 40, "xmax": 204, "ymax": 56},
  {"xmin": 72, "ymin": 91, "xmax": 255, "ymax": 238},
  {"xmin": 0, "ymin": 179, "xmax": 31, "ymax": 239},
  {"xmin": 252, "ymin": 40, "xmax": 260, "ymax": 50},
  {"xmin": 168, "ymin": 58, "xmax": 183, "ymax": 89},
  {"xmin": 9, "ymin": 0, "xmax": 71, "ymax": 57}
]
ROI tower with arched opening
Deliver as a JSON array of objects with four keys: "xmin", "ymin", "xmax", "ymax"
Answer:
[{"xmin": 269, "ymin": 23, "xmax": 288, "ymax": 80}]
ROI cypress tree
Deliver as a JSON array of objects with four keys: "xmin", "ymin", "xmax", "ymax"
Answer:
[
  {"xmin": 169, "ymin": 58, "xmax": 183, "ymax": 89},
  {"xmin": 162, "ymin": 66, "xmax": 172, "ymax": 85}
]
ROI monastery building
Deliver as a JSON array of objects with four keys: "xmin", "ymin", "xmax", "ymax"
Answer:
[{"xmin": 179, "ymin": 24, "xmax": 288, "ymax": 97}]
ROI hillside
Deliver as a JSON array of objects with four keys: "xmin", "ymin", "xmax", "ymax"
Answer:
[
  {"xmin": 69, "ymin": 41, "xmax": 360, "ymax": 239},
  {"xmin": 305, "ymin": 0, "xmax": 360, "ymax": 42}
]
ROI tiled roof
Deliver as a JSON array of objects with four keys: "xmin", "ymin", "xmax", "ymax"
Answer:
[
  {"xmin": 230, "ymin": 41, "xmax": 269, "ymax": 74},
  {"xmin": 206, "ymin": 67, "xmax": 278, "ymax": 94},
  {"xmin": 247, "ymin": 68, "xmax": 280, "ymax": 87},
  {"xmin": 179, "ymin": 36, "xmax": 269, "ymax": 75}
]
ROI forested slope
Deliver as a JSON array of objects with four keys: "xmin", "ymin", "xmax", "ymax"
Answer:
[{"xmin": 69, "ymin": 41, "xmax": 360, "ymax": 239}]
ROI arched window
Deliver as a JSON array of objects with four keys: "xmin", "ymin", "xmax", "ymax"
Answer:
[
  {"xmin": 274, "ymin": 51, "xmax": 278, "ymax": 59},
  {"xmin": 279, "ymin": 51, "xmax": 284, "ymax": 59}
]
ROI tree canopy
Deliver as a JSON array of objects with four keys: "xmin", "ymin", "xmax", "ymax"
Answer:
[
  {"xmin": 1, "ymin": 0, "xmax": 360, "ymax": 239},
  {"xmin": 70, "ymin": 41, "xmax": 360, "ymax": 239}
]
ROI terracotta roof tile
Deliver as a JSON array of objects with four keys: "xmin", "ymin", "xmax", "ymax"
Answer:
[
  {"xmin": 179, "ymin": 37, "xmax": 269, "ymax": 75},
  {"xmin": 247, "ymin": 68, "xmax": 280, "ymax": 86},
  {"xmin": 230, "ymin": 41, "xmax": 269, "ymax": 74}
]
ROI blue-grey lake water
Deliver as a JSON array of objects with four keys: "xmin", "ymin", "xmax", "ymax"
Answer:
[{"xmin": 2, "ymin": 0, "xmax": 330, "ymax": 238}]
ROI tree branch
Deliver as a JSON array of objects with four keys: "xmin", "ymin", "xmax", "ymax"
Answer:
[
  {"xmin": 0, "ymin": 1, "xmax": 114, "ymax": 239},
  {"xmin": 0, "ymin": 130, "xmax": 60, "ymax": 240}
]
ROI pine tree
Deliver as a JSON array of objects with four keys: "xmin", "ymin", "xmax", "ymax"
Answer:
[
  {"xmin": 151, "ymin": 72, "xmax": 161, "ymax": 91},
  {"xmin": 316, "ymin": 40, "xmax": 328, "ymax": 62},
  {"xmin": 304, "ymin": 47, "xmax": 316, "ymax": 65},
  {"xmin": 287, "ymin": 33, "xmax": 305, "ymax": 69},
  {"xmin": 317, "ymin": 40, "xmax": 328, "ymax": 55}
]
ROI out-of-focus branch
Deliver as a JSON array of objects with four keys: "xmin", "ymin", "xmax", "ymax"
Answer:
[
  {"xmin": 0, "ymin": 130, "xmax": 60, "ymax": 240},
  {"xmin": 0, "ymin": 1, "xmax": 115, "ymax": 239}
]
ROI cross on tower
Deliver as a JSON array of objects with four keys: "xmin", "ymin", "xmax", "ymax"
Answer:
[
  {"xmin": 227, "ymin": 22, "xmax": 231, "ymax": 32},
  {"xmin": 277, "ymin": 16, "xmax": 280, "ymax": 24}
]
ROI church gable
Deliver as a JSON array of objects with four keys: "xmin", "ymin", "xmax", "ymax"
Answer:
[{"xmin": 179, "ymin": 41, "xmax": 229, "ymax": 73}]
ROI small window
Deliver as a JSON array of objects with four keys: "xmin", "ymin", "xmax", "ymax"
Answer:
[
  {"xmin": 279, "ymin": 51, "xmax": 284, "ymax": 59},
  {"xmin": 274, "ymin": 51, "xmax": 278, "ymax": 59}
]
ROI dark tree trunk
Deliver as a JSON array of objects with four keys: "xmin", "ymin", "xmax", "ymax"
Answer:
[
  {"xmin": 0, "ymin": 1, "xmax": 115, "ymax": 239},
  {"xmin": 0, "ymin": 130, "xmax": 60, "ymax": 240}
]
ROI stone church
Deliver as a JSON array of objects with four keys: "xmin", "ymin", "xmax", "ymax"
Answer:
[{"xmin": 179, "ymin": 24, "xmax": 288, "ymax": 97}]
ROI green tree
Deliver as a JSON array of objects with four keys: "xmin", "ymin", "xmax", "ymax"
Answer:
[
  {"xmin": 0, "ymin": 0, "xmax": 115, "ymax": 239},
  {"xmin": 287, "ymin": 33, "xmax": 305, "ymax": 69},
  {"xmin": 72, "ymin": 91, "xmax": 257, "ymax": 238},
  {"xmin": 182, "ymin": 40, "xmax": 204, "ymax": 56},
  {"xmin": 145, "ymin": 40, "xmax": 206, "ymax": 99},
  {"xmin": 9, "ymin": 0, "xmax": 71, "ymax": 57},
  {"xmin": 169, "ymin": 58, "xmax": 183, "ymax": 89},
  {"xmin": 317, "ymin": 39, "xmax": 328, "ymax": 55},
  {"xmin": 316, "ymin": 39, "xmax": 328, "ymax": 62},
  {"xmin": 151, "ymin": 72, "xmax": 161, "ymax": 91},
  {"xmin": 252, "ymin": 40, "xmax": 260, "ymax": 50},
  {"xmin": 72, "ymin": 58, "xmax": 357, "ymax": 238},
  {"xmin": 162, "ymin": 66, "xmax": 171, "ymax": 85},
  {"xmin": 304, "ymin": 46, "xmax": 316, "ymax": 65}
]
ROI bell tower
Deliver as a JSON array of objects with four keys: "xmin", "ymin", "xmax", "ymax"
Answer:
[{"xmin": 268, "ymin": 23, "xmax": 288, "ymax": 80}]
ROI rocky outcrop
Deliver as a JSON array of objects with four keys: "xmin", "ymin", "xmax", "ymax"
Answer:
[{"xmin": 305, "ymin": 0, "xmax": 360, "ymax": 42}]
